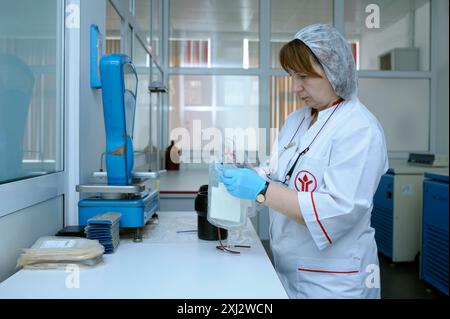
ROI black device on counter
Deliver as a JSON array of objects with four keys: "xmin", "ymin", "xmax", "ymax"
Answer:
[
  {"xmin": 195, "ymin": 185, "xmax": 227, "ymax": 241},
  {"xmin": 408, "ymin": 153, "xmax": 435, "ymax": 165},
  {"xmin": 55, "ymin": 225, "xmax": 86, "ymax": 237},
  {"xmin": 408, "ymin": 152, "xmax": 449, "ymax": 167}
]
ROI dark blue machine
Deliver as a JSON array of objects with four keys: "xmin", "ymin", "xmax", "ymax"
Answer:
[
  {"xmin": 421, "ymin": 172, "xmax": 449, "ymax": 296},
  {"xmin": 371, "ymin": 173, "xmax": 394, "ymax": 259},
  {"xmin": 77, "ymin": 55, "xmax": 159, "ymax": 239}
]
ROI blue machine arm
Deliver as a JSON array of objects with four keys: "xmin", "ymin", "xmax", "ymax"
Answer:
[{"xmin": 100, "ymin": 54, "xmax": 137, "ymax": 185}]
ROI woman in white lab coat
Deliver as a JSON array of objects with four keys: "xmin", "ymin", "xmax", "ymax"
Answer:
[{"xmin": 221, "ymin": 24, "xmax": 389, "ymax": 299}]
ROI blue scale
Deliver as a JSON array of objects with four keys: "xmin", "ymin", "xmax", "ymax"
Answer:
[{"xmin": 76, "ymin": 54, "xmax": 162, "ymax": 241}]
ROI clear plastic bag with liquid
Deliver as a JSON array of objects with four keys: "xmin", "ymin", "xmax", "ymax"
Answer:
[{"xmin": 207, "ymin": 161, "xmax": 256, "ymax": 230}]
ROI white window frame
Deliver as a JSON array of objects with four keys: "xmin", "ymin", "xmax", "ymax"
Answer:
[{"xmin": 0, "ymin": 0, "xmax": 67, "ymax": 219}]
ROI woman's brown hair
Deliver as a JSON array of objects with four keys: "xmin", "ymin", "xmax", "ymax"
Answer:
[{"xmin": 279, "ymin": 39, "xmax": 323, "ymax": 78}]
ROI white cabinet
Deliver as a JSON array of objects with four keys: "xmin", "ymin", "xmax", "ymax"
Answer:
[{"xmin": 379, "ymin": 48, "xmax": 420, "ymax": 71}]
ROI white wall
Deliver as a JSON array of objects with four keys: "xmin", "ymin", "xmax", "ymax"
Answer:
[
  {"xmin": 360, "ymin": 15, "xmax": 410, "ymax": 70},
  {"xmin": 435, "ymin": 0, "xmax": 449, "ymax": 155},
  {"xmin": 359, "ymin": 78, "xmax": 429, "ymax": 152},
  {"xmin": 63, "ymin": 0, "xmax": 107, "ymax": 225},
  {"xmin": 415, "ymin": 2, "xmax": 431, "ymax": 71},
  {"xmin": 78, "ymin": 0, "xmax": 107, "ymax": 190},
  {"xmin": 0, "ymin": 196, "xmax": 63, "ymax": 282}
]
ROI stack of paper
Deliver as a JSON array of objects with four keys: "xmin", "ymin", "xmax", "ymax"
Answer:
[
  {"xmin": 85, "ymin": 213, "xmax": 121, "ymax": 254},
  {"xmin": 16, "ymin": 236, "xmax": 104, "ymax": 269}
]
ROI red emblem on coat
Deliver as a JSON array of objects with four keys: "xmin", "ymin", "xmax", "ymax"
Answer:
[{"xmin": 294, "ymin": 170, "xmax": 317, "ymax": 192}]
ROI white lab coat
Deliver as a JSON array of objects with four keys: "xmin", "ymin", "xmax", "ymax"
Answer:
[{"xmin": 257, "ymin": 98, "xmax": 388, "ymax": 299}]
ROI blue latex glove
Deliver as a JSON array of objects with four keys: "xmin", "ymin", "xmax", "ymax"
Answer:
[{"xmin": 220, "ymin": 168, "xmax": 266, "ymax": 200}]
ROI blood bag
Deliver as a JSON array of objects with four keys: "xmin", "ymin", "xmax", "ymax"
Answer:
[{"xmin": 207, "ymin": 161, "xmax": 254, "ymax": 230}]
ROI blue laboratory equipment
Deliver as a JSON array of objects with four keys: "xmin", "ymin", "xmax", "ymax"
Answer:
[
  {"xmin": 421, "ymin": 171, "xmax": 449, "ymax": 296},
  {"xmin": 90, "ymin": 24, "xmax": 102, "ymax": 89},
  {"xmin": 371, "ymin": 160, "xmax": 448, "ymax": 262},
  {"xmin": 76, "ymin": 54, "xmax": 164, "ymax": 242}
]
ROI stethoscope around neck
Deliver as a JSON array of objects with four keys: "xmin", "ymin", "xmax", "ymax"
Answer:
[{"xmin": 266, "ymin": 98, "xmax": 343, "ymax": 185}]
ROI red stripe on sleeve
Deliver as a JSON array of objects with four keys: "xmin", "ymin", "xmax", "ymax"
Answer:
[{"xmin": 310, "ymin": 192, "xmax": 332, "ymax": 245}]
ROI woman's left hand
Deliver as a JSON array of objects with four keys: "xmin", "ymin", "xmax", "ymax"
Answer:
[{"xmin": 220, "ymin": 168, "xmax": 266, "ymax": 200}]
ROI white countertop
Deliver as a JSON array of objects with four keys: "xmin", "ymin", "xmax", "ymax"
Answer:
[
  {"xmin": 0, "ymin": 211, "xmax": 287, "ymax": 299},
  {"xmin": 388, "ymin": 159, "xmax": 449, "ymax": 175}
]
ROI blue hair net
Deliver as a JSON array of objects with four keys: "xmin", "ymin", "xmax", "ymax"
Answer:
[{"xmin": 294, "ymin": 24, "xmax": 357, "ymax": 100}]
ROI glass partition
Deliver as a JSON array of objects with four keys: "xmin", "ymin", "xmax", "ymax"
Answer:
[
  {"xmin": 135, "ymin": 0, "xmax": 151, "ymax": 45},
  {"xmin": 345, "ymin": 0, "xmax": 430, "ymax": 71},
  {"xmin": 170, "ymin": 0, "xmax": 259, "ymax": 68},
  {"xmin": 117, "ymin": 0, "xmax": 132, "ymax": 15},
  {"xmin": 134, "ymin": 73, "xmax": 150, "ymax": 152},
  {"xmin": 132, "ymin": 35, "xmax": 150, "ymax": 153},
  {"xmin": 126, "ymin": 23, "xmax": 133, "ymax": 57},
  {"xmin": 0, "ymin": 0, "xmax": 63, "ymax": 184},
  {"xmin": 151, "ymin": 0, "xmax": 162, "ymax": 60},
  {"xmin": 270, "ymin": 76, "xmax": 306, "ymax": 131},
  {"xmin": 271, "ymin": 0, "xmax": 333, "ymax": 68},
  {"xmin": 106, "ymin": 1, "xmax": 122, "ymax": 54},
  {"xmin": 169, "ymin": 75, "xmax": 259, "ymax": 159}
]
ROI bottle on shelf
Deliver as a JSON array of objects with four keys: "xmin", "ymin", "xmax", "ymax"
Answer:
[{"xmin": 165, "ymin": 140, "xmax": 181, "ymax": 171}]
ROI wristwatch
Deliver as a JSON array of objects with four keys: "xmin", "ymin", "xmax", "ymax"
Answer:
[{"xmin": 256, "ymin": 181, "xmax": 270, "ymax": 204}]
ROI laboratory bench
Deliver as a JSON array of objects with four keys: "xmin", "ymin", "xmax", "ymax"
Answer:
[{"xmin": 0, "ymin": 211, "xmax": 288, "ymax": 299}]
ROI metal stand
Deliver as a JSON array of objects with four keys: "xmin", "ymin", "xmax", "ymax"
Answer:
[{"xmin": 133, "ymin": 228, "xmax": 143, "ymax": 243}]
